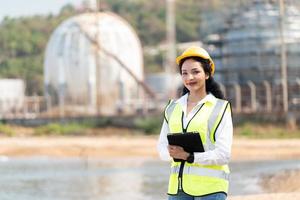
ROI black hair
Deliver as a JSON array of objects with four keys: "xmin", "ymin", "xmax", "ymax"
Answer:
[{"xmin": 179, "ymin": 56, "xmax": 225, "ymax": 100}]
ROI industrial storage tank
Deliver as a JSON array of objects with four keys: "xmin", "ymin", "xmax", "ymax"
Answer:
[
  {"xmin": 44, "ymin": 12, "xmax": 144, "ymax": 115},
  {"xmin": 209, "ymin": 1, "xmax": 300, "ymax": 84},
  {"xmin": 0, "ymin": 79, "xmax": 25, "ymax": 117}
]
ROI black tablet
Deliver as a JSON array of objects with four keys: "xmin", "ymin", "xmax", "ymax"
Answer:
[{"xmin": 167, "ymin": 132, "xmax": 204, "ymax": 154}]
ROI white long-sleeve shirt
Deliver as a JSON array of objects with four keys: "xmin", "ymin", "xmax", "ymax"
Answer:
[{"xmin": 157, "ymin": 93, "xmax": 233, "ymax": 165}]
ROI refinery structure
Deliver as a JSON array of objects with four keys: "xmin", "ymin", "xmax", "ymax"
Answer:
[
  {"xmin": 44, "ymin": 11, "xmax": 145, "ymax": 116},
  {"xmin": 208, "ymin": 1, "xmax": 300, "ymax": 84},
  {"xmin": 0, "ymin": 0, "xmax": 299, "ymax": 120},
  {"xmin": 204, "ymin": 0, "xmax": 300, "ymax": 113}
]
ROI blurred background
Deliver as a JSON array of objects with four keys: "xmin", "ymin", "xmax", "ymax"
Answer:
[{"xmin": 0, "ymin": 0, "xmax": 299, "ymax": 200}]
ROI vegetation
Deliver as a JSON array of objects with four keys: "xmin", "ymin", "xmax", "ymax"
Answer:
[
  {"xmin": 0, "ymin": 1, "xmax": 204, "ymax": 94},
  {"xmin": 0, "ymin": 117, "xmax": 299, "ymax": 138},
  {"xmin": 32, "ymin": 116, "xmax": 163, "ymax": 136},
  {"xmin": 134, "ymin": 115, "xmax": 163, "ymax": 135},
  {"xmin": 0, "ymin": 5, "xmax": 76, "ymax": 95},
  {"xmin": 235, "ymin": 122, "xmax": 300, "ymax": 139},
  {"xmin": 2, "ymin": 1, "xmax": 300, "ymax": 94},
  {"xmin": 0, "ymin": 123, "xmax": 15, "ymax": 136},
  {"xmin": 34, "ymin": 123, "xmax": 86, "ymax": 136}
]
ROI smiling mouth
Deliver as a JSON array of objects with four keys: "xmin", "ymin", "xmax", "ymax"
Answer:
[{"xmin": 187, "ymin": 82, "xmax": 197, "ymax": 86}]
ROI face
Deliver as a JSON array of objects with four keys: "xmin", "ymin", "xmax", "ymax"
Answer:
[{"xmin": 181, "ymin": 58, "xmax": 209, "ymax": 93}]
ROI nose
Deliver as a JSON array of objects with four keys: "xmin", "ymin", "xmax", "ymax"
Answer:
[{"xmin": 187, "ymin": 73, "xmax": 194, "ymax": 80}]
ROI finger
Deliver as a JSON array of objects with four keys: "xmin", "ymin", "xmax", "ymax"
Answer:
[{"xmin": 177, "ymin": 146, "xmax": 183, "ymax": 151}]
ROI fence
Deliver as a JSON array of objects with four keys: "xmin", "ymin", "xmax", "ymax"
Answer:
[
  {"xmin": 0, "ymin": 81, "xmax": 299, "ymax": 120},
  {"xmin": 221, "ymin": 81, "xmax": 300, "ymax": 114}
]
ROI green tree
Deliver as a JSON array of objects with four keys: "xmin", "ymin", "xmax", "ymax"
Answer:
[
  {"xmin": 0, "ymin": 0, "xmax": 206, "ymax": 94},
  {"xmin": 0, "ymin": 5, "xmax": 77, "ymax": 95}
]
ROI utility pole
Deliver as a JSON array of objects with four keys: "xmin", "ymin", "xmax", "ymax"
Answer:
[
  {"xmin": 166, "ymin": 0, "xmax": 176, "ymax": 98},
  {"xmin": 94, "ymin": 0, "xmax": 101, "ymax": 115},
  {"xmin": 279, "ymin": 0, "xmax": 288, "ymax": 113}
]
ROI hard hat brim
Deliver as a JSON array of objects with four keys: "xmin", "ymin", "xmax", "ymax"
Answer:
[{"xmin": 176, "ymin": 54, "xmax": 215, "ymax": 75}]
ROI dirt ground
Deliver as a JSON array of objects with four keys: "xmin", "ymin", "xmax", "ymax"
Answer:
[
  {"xmin": 0, "ymin": 135, "xmax": 300, "ymax": 160},
  {"xmin": 229, "ymin": 192, "xmax": 300, "ymax": 200},
  {"xmin": 0, "ymin": 135, "xmax": 300, "ymax": 200}
]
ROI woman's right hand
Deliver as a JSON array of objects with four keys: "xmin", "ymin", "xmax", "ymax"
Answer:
[{"xmin": 168, "ymin": 145, "xmax": 189, "ymax": 160}]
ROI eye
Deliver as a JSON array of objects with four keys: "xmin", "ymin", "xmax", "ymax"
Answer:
[{"xmin": 182, "ymin": 72, "xmax": 187, "ymax": 75}]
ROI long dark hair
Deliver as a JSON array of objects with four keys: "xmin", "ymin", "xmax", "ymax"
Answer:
[{"xmin": 179, "ymin": 56, "xmax": 225, "ymax": 100}]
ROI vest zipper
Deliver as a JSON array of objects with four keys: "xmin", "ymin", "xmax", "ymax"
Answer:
[
  {"xmin": 177, "ymin": 103, "xmax": 205, "ymax": 191},
  {"xmin": 178, "ymin": 161, "xmax": 185, "ymax": 191}
]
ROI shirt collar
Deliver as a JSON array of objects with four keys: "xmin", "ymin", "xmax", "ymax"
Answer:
[{"xmin": 175, "ymin": 93, "xmax": 216, "ymax": 107}]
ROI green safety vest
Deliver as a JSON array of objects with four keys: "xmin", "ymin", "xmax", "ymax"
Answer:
[{"xmin": 164, "ymin": 97, "xmax": 231, "ymax": 196}]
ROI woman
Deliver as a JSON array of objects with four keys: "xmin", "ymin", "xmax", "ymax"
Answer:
[{"xmin": 157, "ymin": 46, "xmax": 233, "ymax": 200}]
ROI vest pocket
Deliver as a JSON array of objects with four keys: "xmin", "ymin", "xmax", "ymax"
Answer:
[
  {"xmin": 168, "ymin": 173, "xmax": 179, "ymax": 194},
  {"xmin": 182, "ymin": 174, "xmax": 229, "ymax": 196}
]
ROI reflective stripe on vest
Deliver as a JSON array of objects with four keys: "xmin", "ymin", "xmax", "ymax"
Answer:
[
  {"xmin": 208, "ymin": 99, "xmax": 229, "ymax": 143},
  {"xmin": 171, "ymin": 165, "xmax": 229, "ymax": 181},
  {"xmin": 164, "ymin": 100, "xmax": 175, "ymax": 123}
]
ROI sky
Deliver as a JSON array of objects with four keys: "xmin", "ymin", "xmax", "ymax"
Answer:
[{"xmin": 0, "ymin": 0, "xmax": 84, "ymax": 22}]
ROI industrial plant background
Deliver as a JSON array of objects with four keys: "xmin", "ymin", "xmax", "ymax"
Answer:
[{"xmin": 0, "ymin": 0, "xmax": 299, "ymax": 121}]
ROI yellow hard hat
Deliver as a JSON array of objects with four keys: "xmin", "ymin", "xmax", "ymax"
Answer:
[{"xmin": 176, "ymin": 46, "xmax": 215, "ymax": 75}]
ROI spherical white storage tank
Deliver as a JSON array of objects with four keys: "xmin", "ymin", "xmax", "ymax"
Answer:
[{"xmin": 44, "ymin": 12, "xmax": 143, "ymax": 115}]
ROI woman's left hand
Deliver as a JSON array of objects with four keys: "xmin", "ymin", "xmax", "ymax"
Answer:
[{"xmin": 168, "ymin": 145, "xmax": 189, "ymax": 160}]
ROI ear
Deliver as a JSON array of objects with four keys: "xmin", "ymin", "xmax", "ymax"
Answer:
[{"xmin": 205, "ymin": 73, "xmax": 209, "ymax": 80}]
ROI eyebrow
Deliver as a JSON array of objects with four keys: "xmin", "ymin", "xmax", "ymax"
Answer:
[{"xmin": 182, "ymin": 68, "xmax": 200, "ymax": 71}]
